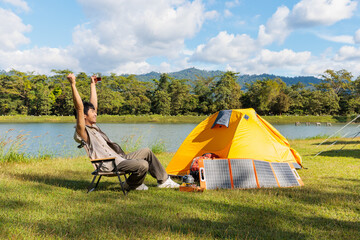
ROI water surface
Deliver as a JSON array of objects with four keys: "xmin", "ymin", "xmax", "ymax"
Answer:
[{"xmin": 1, "ymin": 122, "xmax": 359, "ymax": 157}]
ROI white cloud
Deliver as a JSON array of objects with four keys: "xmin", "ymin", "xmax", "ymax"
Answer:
[
  {"xmin": 317, "ymin": 34, "xmax": 355, "ymax": 44},
  {"xmin": 224, "ymin": 9, "xmax": 232, "ymax": 17},
  {"xmin": 288, "ymin": 0, "xmax": 357, "ymax": 27},
  {"xmin": 258, "ymin": 49, "xmax": 311, "ymax": 67},
  {"xmin": 0, "ymin": 8, "xmax": 31, "ymax": 50},
  {"xmin": 0, "ymin": 47, "xmax": 79, "ymax": 74},
  {"xmin": 225, "ymin": 0, "xmax": 240, "ymax": 8},
  {"xmin": 204, "ymin": 10, "xmax": 219, "ymax": 20},
  {"xmin": 302, "ymin": 54, "xmax": 360, "ymax": 77},
  {"xmin": 355, "ymin": 29, "xmax": 360, "ymax": 43},
  {"xmin": 191, "ymin": 31, "xmax": 258, "ymax": 63},
  {"xmin": 110, "ymin": 61, "xmax": 151, "ymax": 75},
  {"xmin": 257, "ymin": 0, "xmax": 358, "ymax": 46},
  {"xmin": 226, "ymin": 49, "xmax": 312, "ymax": 75},
  {"xmin": 334, "ymin": 46, "xmax": 360, "ymax": 61},
  {"xmin": 1, "ymin": 0, "xmax": 30, "ymax": 12},
  {"xmin": 72, "ymin": 0, "xmax": 210, "ymax": 73},
  {"xmin": 257, "ymin": 6, "xmax": 291, "ymax": 45}
]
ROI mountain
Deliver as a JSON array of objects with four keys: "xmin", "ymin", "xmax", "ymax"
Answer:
[
  {"xmin": 124, "ymin": 67, "xmax": 223, "ymax": 82},
  {"xmin": 128, "ymin": 67, "xmax": 321, "ymax": 86}
]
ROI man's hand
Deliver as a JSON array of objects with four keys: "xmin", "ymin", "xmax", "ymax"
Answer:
[
  {"xmin": 91, "ymin": 75, "xmax": 97, "ymax": 84},
  {"xmin": 67, "ymin": 73, "xmax": 76, "ymax": 84}
]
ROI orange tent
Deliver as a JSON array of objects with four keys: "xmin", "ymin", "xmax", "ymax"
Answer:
[{"xmin": 166, "ymin": 109, "xmax": 302, "ymax": 176}]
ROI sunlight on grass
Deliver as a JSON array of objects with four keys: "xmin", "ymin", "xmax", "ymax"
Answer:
[{"xmin": 0, "ymin": 139, "xmax": 359, "ymax": 239}]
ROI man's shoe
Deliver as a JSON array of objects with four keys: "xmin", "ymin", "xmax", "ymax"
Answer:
[
  {"xmin": 135, "ymin": 183, "xmax": 149, "ymax": 191},
  {"xmin": 157, "ymin": 177, "xmax": 180, "ymax": 188},
  {"xmin": 123, "ymin": 182, "xmax": 148, "ymax": 191}
]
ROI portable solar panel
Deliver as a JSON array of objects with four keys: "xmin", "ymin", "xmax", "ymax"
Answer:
[
  {"xmin": 230, "ymin": 159, "xmax": 257, "ymax": 189},
  {"xmin": 271, "ymin": 162, "xmax": 300, "ymax": 187},
  {"xmin": 253, "ymin": 160, "xmax": 278, "ymax": 188},
  {"xmin": 202, "ymin": 159, "xmax": 232, "ymax": 189},
  {"xmin": 198, "ymin": 158, "xmax": 303, "ymax": 190}
]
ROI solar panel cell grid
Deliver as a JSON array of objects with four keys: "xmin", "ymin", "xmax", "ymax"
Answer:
[
  {"xmin": 203, "ymin": 159, "xmax": 232, "ymax": 189},
  {"xmin": 230, "ymin": 159, "xmax": 257, "ymax": 189},
  {"xmin": 254, "ymin": 160, "xmax": 278, "ymax": 188},
  {"xmin": 271, "ymin": 162, "xmax": 300, "ymax": 187}
]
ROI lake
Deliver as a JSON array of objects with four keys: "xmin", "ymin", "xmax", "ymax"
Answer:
[{"xmin": 1, "ymin": 122, "xmax": 359, "ymax": 157}]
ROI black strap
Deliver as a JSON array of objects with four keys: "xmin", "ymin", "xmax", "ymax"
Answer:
[{"xmin": 77, "ymin": 140, "xmax": 86, "ymax": 148}]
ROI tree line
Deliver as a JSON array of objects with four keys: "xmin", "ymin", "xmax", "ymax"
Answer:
[{"xmin": 1, "ymin": 69, "xmax": 359, "ymax": 116}]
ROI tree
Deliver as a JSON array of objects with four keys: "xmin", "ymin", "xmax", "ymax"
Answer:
[
  {"xmin": 242, "ymin": 77, "xmax": 286, "ymax": 115},
  {"xmin": 27, "ymin": 74, "xmax": 52, "ymax": 115},
  {"xmin": 271, "ymin": 93, "xmax": 290, "ymax": 115},
  {"xmin": 152, "ymin": 90, "xmax": 171, "ymax": 115},
  {"xmin": 212, "ymin": 71, "xmax": 242, "ymax": 112},
  {"xmin": 49, "ymin": 69, "xmax": 73, "ymax": 116},
  {"xmin": 151, "ymin": 74, "xmax": 172, "ymax": 115},
  {"xmin": 191, "ymin": 75, "xmax": 216, "ymax": 114},
  {"xmin": 96, "ymin": 74, "xmax": 124, "ymax": 115},
  {"xmin": 121, "ymin": 75, "xmax": 151, "ymax": 114},
  {"xmin": 286, "ymin": 82, "xmax": 306, "ymax": 115},
  {"xmin": 318, "ymin": 69, "xmax": 353, "ymax": 94}
]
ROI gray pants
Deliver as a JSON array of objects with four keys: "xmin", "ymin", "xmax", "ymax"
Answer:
[{"xmin": 117, "ymin": 148, "xmax": 168, "ymax": 189}]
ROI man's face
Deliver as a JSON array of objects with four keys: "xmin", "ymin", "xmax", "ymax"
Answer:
[{"xmin": 84, "ymin": 108, "xmax": 97, "ymax": 125}]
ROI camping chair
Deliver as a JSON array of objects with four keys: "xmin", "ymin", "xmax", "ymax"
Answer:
[
  {"xmin": 78, "ymin": 141, "xmax": 128, "ymax": 195},
  {"xmin": 88, "ymin": 157, "xmax": 128, "ymax": 195}
]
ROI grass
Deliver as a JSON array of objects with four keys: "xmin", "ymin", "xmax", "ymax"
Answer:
[
  {"xmin": 0, "ymin": 114, "xmax": 207, "ymax": 124},
  {"xmin": 0, "ymin": 129, "xmax": 62, "ymax": 163},
  {"xmin": 0, "ymin": 114, "xmax": 358, "ymax": 124},
  {"xmin": 1, "ymin": 138, "xmax": 359, "ymax": 239}
]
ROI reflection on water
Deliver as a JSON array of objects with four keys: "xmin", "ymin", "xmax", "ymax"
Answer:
[{"xmin": 0, "ymin": 122, "xmax": 360, "ymax": 157}]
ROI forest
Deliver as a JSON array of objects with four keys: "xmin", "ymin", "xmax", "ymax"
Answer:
[{"xmin": 0, "ymin": 69, "xmax": 359, "ymax": 116}]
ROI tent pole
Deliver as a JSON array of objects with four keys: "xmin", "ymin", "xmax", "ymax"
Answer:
[
  {"xmin": 338, "ymin": 130, "xmax": 360, "ymax": 151},
  {"xmin": 317, "ymin": 114, "xmax": 360, "ymax": 147}
]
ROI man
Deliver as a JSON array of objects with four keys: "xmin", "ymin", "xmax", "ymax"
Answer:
[{"xmin": 67, "ymin": 73, "xmax": 179, "ymax": 191}]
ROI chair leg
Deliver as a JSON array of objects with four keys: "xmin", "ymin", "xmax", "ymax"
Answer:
[
  {"xmin": 94, "ymin": 175, "xmax": 102, "ymax": 189},
  {"xmin": 88, "ymin": 175, "xmax": 102, "ymax": 193},
  {"xmin": 116, "ymin": 173, "xmax": 127, "ymax": 196},
  {"xmin": 87, "ymin": 175, "xmax": 98, "ymax": 193}
]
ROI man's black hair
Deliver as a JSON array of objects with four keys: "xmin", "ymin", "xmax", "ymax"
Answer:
[{"xmin": 73, "ymin": 101, "xmax": 95, "ymax": 119}]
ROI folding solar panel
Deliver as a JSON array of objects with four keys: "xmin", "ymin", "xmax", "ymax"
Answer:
[
  {"xmin": 198, "ymin": 158, "xmax": 303, "ymax": 190},
  {"xmin": 253, "ymin": 160, "xmax": 278, "ymax": 188},
  {"xmin": 230, "ymin": 159, "xmax": 257, "ymax": 189},
  {"xmin": 202, "ymin": 159, "xmax": 232, "ymax": 189},
  {"xmin": 271, "ymin": 162, "xmax": 300, "ymax": 187}
]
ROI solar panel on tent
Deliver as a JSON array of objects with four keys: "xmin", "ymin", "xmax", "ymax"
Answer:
[
  {"xmin": 271, "ymin": 162, "xmax": 300, "ymax": 187},
  {"xmin": 203, "ymin": 159, "xmax": 232, "ymax": 189},
  {"xmin": 254, "ymin": 160, "xmax": 278, "ymax": 188},
  {"xmin": 230, "ymin": 159, "xmax": 257, "ymax": 189}
]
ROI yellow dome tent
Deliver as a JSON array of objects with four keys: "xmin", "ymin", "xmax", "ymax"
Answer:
[{"xmin": 166, "ymin": 109, "xmax": 302, "ymax": 176}]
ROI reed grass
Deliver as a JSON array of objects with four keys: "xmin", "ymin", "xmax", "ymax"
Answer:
[
  {"xmin": 0, "ymin": 129, "xmax": 59, "ymax": 163},
  {"xmin": 150, "ymin": 139, "xmax": 167, "ymax": 154},
  {"xmin": 0, "ymin": 138, "xmax": 359, "ymax": 239}
]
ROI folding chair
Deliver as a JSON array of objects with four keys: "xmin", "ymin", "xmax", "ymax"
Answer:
[
  {"xmin": 88, "ymin": 157, "xmax": 128, "ymax": 195},
  {"xmin": 78, "ymin": 140, "xmax": 128, "ymax": 195}
]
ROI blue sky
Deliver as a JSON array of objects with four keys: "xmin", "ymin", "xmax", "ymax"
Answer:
[{"xmin": 1, "ymin": 0, "xmax": 360, "ymax": 77}]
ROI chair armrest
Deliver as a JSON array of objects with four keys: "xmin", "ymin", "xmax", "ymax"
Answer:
[{"xmin": 90, "ymin": 157, "xmax": 116, "ymax": 163}]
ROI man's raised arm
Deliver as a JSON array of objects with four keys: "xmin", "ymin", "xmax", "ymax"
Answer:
[
  {"xmin": 89, "ymin": 75, "xmax": 98, "ymax": 113},
  {"xmin": 67, "ymin": 73, "xmax": 88, "ymax": 143}
]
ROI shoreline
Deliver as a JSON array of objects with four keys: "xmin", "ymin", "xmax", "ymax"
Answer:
[{"xmin": 0, "ymin": 114, "xmax": 355, "ymax": 124}]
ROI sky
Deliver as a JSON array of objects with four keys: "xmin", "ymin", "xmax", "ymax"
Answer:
[{"xmin": 0, "ymin": 0, "xmax": 360, "ymax": 77}]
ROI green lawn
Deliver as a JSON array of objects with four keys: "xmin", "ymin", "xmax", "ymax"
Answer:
[{"xmin": 0, "ymin": 139, "xmax": 359, "ymax": 239}]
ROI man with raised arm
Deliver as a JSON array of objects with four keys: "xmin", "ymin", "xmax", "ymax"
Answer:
[{"xmin": 67, "ymin": 73, "xmax": 179, "ymax": 191}]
